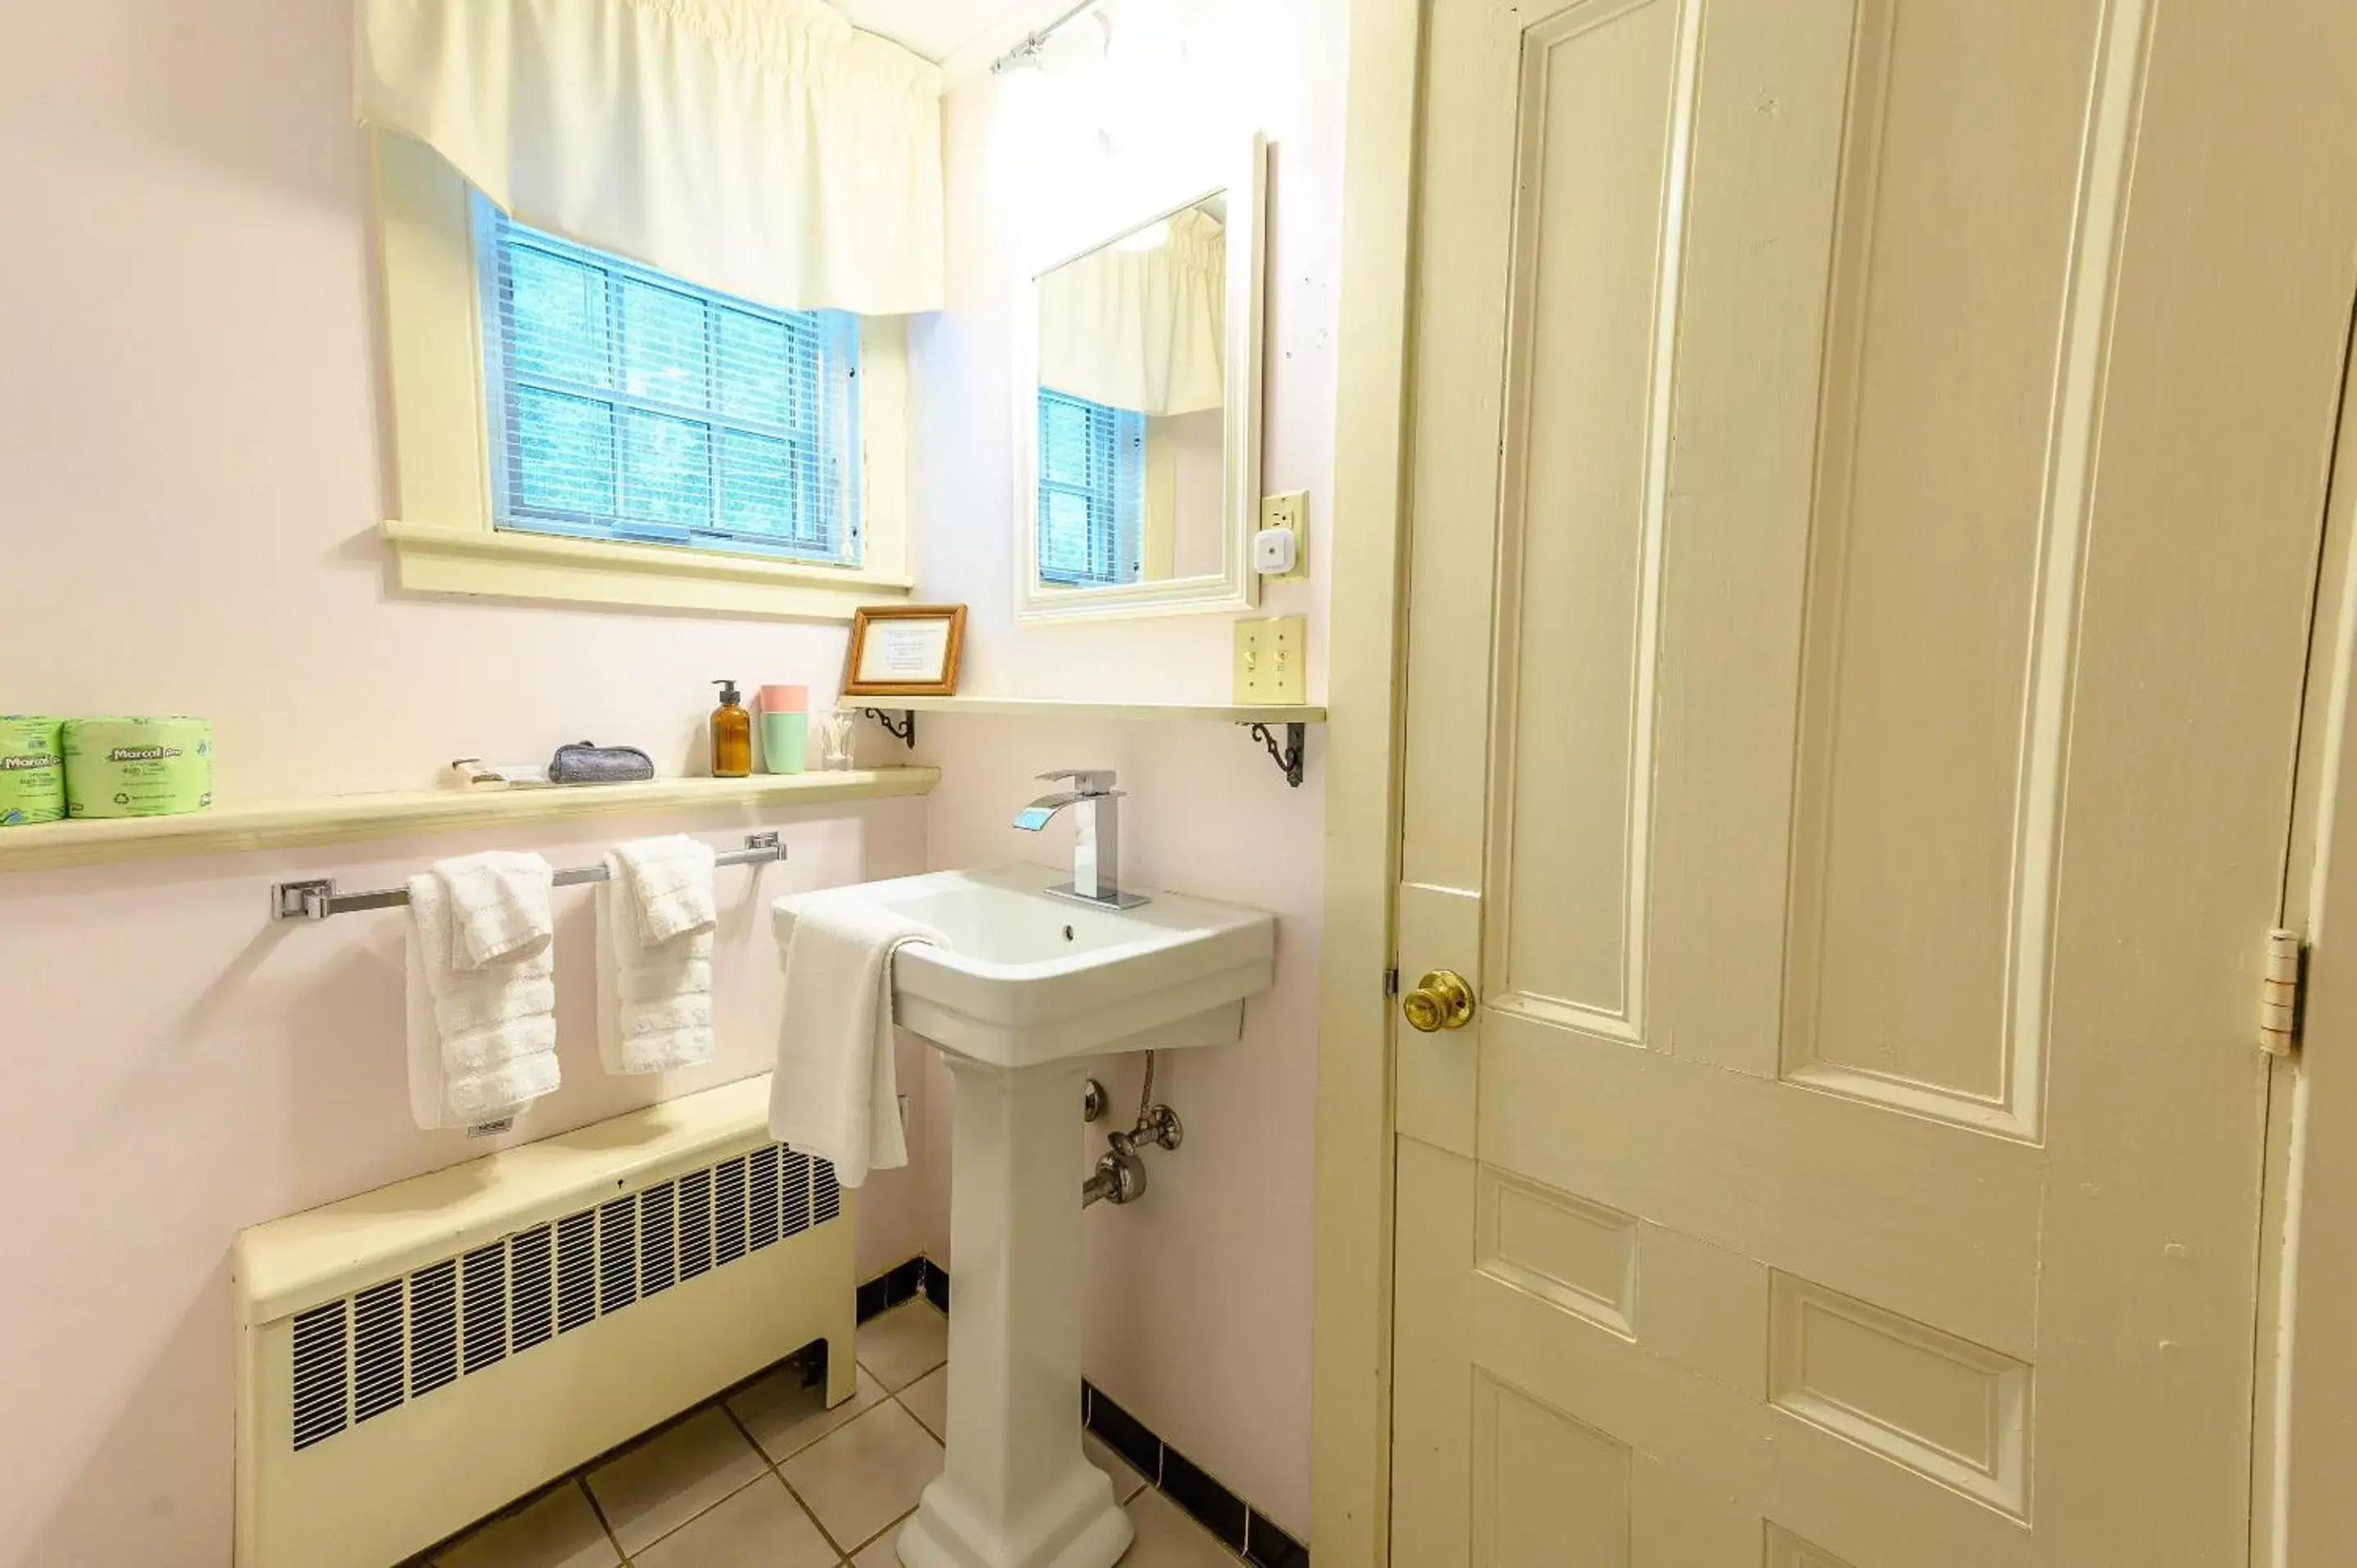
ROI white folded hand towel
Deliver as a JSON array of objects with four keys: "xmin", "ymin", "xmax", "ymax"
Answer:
[
  {"xmin": 611, "ymin": 835, "xmax": 719, "ymax": 948},
  {"xmin": 596, "ymin": 838, "xmax": 719, "ymax": 1076},
  {"xmin": 434, "ymin": 850, "xmax": 557, "ymax": 971},
  {"xmin": 406, "ymin": 867, "xmax": 561, "ymax": 1131},
  {"xmin": 768, "ymin": 893, "xmax": 942, "ymax": 1188}
]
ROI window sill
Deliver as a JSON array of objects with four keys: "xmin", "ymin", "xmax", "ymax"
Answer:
[{"xmin": 381, "ymin": 520, "xmax": 915, "ymax": 620}]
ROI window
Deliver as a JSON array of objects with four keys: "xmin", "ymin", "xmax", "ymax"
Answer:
[
  {"xmin": 475, "ymin": 196, "xmax": 863, "ymax": 565},
  {"xmin": 1036, "ymin": 389, "xmax": 1145, "ymax": 587},
  {"xmin": 370, "ymin": 132, "xmax": 910, "ymax": 617}
]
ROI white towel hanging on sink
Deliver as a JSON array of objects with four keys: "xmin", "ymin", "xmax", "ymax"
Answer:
[{"xmin": 768, "ymin": 892, "xmax": 944, "ymax": 1187}]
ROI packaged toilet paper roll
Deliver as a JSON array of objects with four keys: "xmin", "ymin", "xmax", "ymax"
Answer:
[
  {"xmin": 63, "ymin": 717, "xmax": 213, "ymax": 818},
  {"xmin": 0, "ymin": 716, "xmax": 65, "ymax": 827}
]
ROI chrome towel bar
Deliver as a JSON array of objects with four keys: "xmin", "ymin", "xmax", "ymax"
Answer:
[{"xmin": 268, "ymin": 832, "xmax": 785, "ymax": 922}]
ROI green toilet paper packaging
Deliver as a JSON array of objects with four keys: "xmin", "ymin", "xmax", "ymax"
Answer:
[
  {"xmin": 62, "ymin": 717, "xmax": 213, "ymax": 818},
  {"xmin": 0, "ymin": 716, "xmax": 65, "ymax": 827}
]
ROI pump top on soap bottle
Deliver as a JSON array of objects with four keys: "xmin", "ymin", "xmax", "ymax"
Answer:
[{"xmin": 710, "ymin": 679, "xmax": 751, "ymax": 778}]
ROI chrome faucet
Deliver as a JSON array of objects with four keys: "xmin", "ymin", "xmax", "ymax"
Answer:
[{"xmin": 1012, "ymin": 769, "xmax": 1149, "ymax": 909}]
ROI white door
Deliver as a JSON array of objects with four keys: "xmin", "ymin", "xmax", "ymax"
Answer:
[{"xmin": 1384, "ymin": 2, "xmax": 2357, "ymax": 1564}]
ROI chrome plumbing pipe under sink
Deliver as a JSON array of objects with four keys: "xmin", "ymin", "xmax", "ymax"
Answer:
[{"xmin": 1082, "ymin": 1052, "xmax": 1183, "ymax": 1208}]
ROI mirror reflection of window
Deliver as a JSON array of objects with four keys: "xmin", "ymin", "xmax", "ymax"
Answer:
[
  {"xmin": 1034, "ymin": 200, "xmax": 1227, "ymax": 590},
  {"xmin": 1037, "ymin": 389, "xmax": 1146, "ymax": 586}
]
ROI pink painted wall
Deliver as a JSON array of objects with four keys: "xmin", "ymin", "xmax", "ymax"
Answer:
[
  {"xmin": 905, "ymin": 0, "xmax": 1347, "ymax": 1537},
  {"xmin": 0, "ymin": 2, "xmax": 935, "ymax": 1561}
]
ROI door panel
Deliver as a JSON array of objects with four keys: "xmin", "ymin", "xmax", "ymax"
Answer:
[
  {"xmin": 1783, "ymin": 0, "xmax": 2118, "ymax": 1132},
  {"xmin": 1390, "ymin": 0, "xmax": 2357, "ymax": 1562},
  {"xmin": 1643, "ymin": 0, "xmax": 1850, "ymax": 1082},
  {"xmin": 1480, "ymin": 1016, "xmax": 2040, "ymax": 1357},
  {"xmin": 1488, "ymin": 0, "xmax": 1680, "ymax": 1034}
]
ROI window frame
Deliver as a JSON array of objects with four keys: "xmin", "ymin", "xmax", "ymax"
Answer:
[
  {"xmin": 476, "ymin": 199, "xmax": 865, "ymax": 565},
  {"xmin": 369, "ymin": 131, "xmax": 914, "ymax": 620}
]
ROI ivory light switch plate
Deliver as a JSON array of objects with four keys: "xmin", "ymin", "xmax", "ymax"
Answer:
[
  {"xmin": 1233, "ymin": 616, "xmax": 1308, "ymax": 705},
  {"xmin": 1260, "ymin": 491, "xmax": 1309, "ymax": 580}
]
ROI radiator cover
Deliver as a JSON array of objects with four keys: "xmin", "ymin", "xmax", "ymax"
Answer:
[{"xmin": 233, "ymin": 1077, "xmax": 854, "ymax": 1568}]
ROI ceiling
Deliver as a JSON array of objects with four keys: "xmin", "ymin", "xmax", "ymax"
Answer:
[{"xmin": 831, "ymin": 0, "xmax": 1048, "ymax": 70}]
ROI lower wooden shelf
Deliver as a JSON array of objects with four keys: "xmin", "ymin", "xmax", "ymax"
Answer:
[{"xmin": 0, "ymin": 768, "xmax": 941, "ymax": 875}]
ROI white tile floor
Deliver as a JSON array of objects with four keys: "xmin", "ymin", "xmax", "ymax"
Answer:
[{"xmin": 421, "ymin": 1300, "xmax": 1247, "ymax": 1566}]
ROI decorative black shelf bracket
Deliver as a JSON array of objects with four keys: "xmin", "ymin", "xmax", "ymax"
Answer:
[
  {"xmin": 1245, "ymin": 722, "xmax": 1307, "ymax": 788},
  {"xmin": 862, "ymin": 708, "xmax": 918, "ymax": 749}
]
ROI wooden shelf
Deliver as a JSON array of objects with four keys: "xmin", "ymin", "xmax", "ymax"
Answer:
[
  {"xmin": 873, "ymin": 696, "xmax": 1327, "ymax": 724},
  {"xmin": 849, "ymin": 696, "xmax": 1323, "ymax": 787},
  {"xmin": 0, "ymin": 769, "xmax": 940, "ymax": 875}
]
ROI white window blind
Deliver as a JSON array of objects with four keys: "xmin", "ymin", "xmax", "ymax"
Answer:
[
  {"xmin": 474, "ymin": 196, "xmax": 863, "ymax": 564},
  {"xmin": 1036, "ymin": 389, "xmax": 1145, "ymax": 587}
]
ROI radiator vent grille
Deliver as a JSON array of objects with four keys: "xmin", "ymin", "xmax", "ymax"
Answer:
[
  {"xmin": 679, "ymin": 1168, "xmax": 714, "ymax": 1282},
  {"xmin": 283, "ymin": 1145, "xmax": 836, "ymax": 1453},
  {"xmin": 352, "ymin": 1282, "xmax": 405, "ymax": 1424},
  {"xmin": 512, "ymin": 1225, "xmax": 553, "ymax": 1352},
  {"xmin": 784, "ymin": 1150, "xmax": 812, "ymax": 1235},
  {"xmin": 749, "ymin": 1146, "xmax": 781, "ymax": 1250},
  {"xmin": 597, "ymin": 1197, "xmax": 638, "ymax": 1316},
  {"xmin": 641, "ymin": 1181, "xmax": 677, "ymax": 1297},
  {"xmin": 462, "ymin": 1244, "xmax": 507, "ymax": 1375},
  {"xmin": 291, "ymin": 1300, "xmax": 349, "ymax": 1451},
  {"xmin": 814, "ymin": 1160, "xmax": 841, "ymax": 1227},
  {"xmin": 715, "ymin": 1156, "xmax": 748, "ymax": 1267},
  {"xmin": 557, "ymin": 1210, "xmax": 596, "ymax": 1334},
  {"xmin": 409, "ymin": 1259, "xmax": 459, "ymax": 1397}
]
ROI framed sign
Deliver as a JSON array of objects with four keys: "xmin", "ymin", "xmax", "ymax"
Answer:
[{"xmin": 843, "ymin": 605, "xmax": 968, "ymax": 697}]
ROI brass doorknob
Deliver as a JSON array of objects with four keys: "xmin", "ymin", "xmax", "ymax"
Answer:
[{"xmin": 1401, "ymin": 969, "xmax": 1476, "ymax": 1033}]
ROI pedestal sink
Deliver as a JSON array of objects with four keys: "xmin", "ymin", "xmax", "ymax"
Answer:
[{"xmin": 773, "ymin": 864, "xmax": 1276, "ymax": 1568}]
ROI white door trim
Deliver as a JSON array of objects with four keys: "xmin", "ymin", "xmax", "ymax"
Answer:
[{"xmin": 1310, "ymin": 0, "xmax": 1423, "ymax": 1561}]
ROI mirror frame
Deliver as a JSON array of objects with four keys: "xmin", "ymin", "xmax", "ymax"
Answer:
[{"xmin": 1012, "ymin": 134, "xmax": 1269, "ymax": 622}]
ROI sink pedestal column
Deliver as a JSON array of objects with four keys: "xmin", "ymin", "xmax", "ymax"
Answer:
[{"xmin": 896, "ymin": 1057, "xmax": 1133, "ymax": 1568}]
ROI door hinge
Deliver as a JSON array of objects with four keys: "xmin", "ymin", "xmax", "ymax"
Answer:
[
  {"xmin": 2260, "ymin": 927, "xmax": 2304, "ymax": 1057},
  {"xmin": 1384, "ymin": 966, "xmax": 1400, "ymax": 998}
]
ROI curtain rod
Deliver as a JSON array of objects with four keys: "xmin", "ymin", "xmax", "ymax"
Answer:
[{"xmin": 991, "ymin": 0, "xmax": 1111, "ymax": 73}]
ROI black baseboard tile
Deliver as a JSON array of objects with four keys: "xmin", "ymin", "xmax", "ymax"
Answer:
[
  {"xmin": 1161, "ymin": 1448, "xmax": 1249, "ymax": 1553},
  {"xmin": 1081, "ymin": 1382, "xmax": 1164, "ymax": 1487},
  {"xmin": 922, "ymin": 1256, "xmax": 953, "ymax": 1313},
  {"xmin": 857, "ymin": 1255, "xmax": 928, "ymax": 1322},
  {"xmin": 1246, "ymin": 1507, "xmax": 1312, "ymax": 1568}
]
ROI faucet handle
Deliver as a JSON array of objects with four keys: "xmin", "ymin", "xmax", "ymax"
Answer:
[{"xmin": 1036, "ymin": 768, "xmax": 1117, "ymax": 794}]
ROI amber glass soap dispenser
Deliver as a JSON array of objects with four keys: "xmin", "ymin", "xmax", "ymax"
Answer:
[{"xmin": 710, "ymin": 679, "xmax": 752, "ymax": 777}]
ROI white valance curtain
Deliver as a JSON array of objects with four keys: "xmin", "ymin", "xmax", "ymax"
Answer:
[
  {"xmin": 356, "ymin": 0, "xmax": 945, "ymax": 314},
  {"xmin": 1037, "ymin": 207, "xmax": 1225, "ymax": 417}
]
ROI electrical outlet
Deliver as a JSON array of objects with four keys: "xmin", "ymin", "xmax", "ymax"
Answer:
[
  {"xmin": 1233, "ymin": 615, "xmax": 1308, "ymax": 705},
  {"xmin": 1260, "ymin": 490, "xmax": 1309, "ymax": 581}
]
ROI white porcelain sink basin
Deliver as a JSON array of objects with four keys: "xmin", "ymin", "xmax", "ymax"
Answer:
[{"xmin": 772, "ymin": 863, "xmax": 1274, "ymax": 1068}]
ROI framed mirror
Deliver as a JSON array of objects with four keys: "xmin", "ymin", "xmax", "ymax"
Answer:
[{"xmin": 1013, "ymin": 135, "xmax": 1268, "ymax": 621}]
